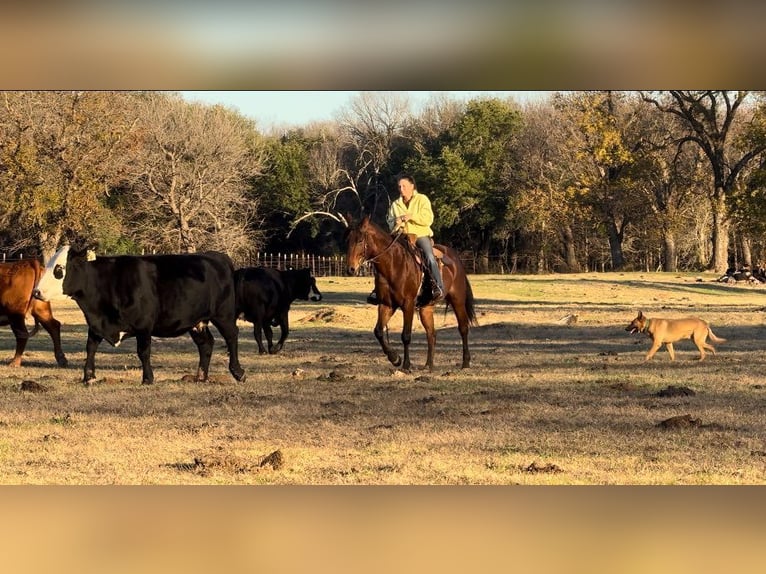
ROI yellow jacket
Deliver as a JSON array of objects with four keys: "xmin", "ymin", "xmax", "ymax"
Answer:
[{"xmin": 386, "ymin": 191, "xmax": 435, "ymax": 238}]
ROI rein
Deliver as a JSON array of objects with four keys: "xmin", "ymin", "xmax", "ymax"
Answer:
[{"xmin": 360, "ymin": 228, "xmax": 404, "ymax": 266}]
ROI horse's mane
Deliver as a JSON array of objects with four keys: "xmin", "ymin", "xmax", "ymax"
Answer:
[{"xmin": 363, "ymin": 218, "xmax": 419, "ymax": 259}]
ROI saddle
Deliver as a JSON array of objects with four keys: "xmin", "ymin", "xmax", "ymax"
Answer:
[
  {"xmin": 403, "ymin": 234, "xmax": 453, "ymax": 267},
  {"xmin": 403, "ymin": 233, "xmax": 453, "ymax": 307}
]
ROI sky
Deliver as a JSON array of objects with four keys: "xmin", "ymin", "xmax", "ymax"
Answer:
[{"xmin": 181, "ymin": 91, "xmax": 551, "ymax": 130}]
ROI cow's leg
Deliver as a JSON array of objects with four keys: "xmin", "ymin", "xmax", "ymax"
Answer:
[
  {"xmin": 31, "ymin": 303, "xmax": 68, "ymax": 367},
  {"xmin": 189, "ymin": 327, "xmax": 213, "ymax": 382},
  {"xmin": 83, "ymin": 329, "xmax": 103, "ymax": 385},
  {"xmin": 270, "ymin": 311, "xmax": 289, "ymax": 354},
  {"xmin": 264, "ymin": 322, "xmax": 276, "ymax": 353},
  {"xmin": 253, "ymin": 325, "xmax": 268, "ymax": 354},
  {"xmin": 212, "ymin": 318, "xmax": 246, "ymax": 383},
  {"xmin": 8, "ymin": 314, "xmax": 29, "ymax": 367},
  {"xmin": 136, "ymin": 333, "xmax": 155, "ymax": 385},
  {"xmin": 252, "ymin": 318, "xmax": 268, "ymax": 355}
]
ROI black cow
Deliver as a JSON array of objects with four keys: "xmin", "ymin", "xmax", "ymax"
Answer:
[
  {"xmin": 34, "ymin": 245, "xmax": 246, "ymax": 386},
  {"xmin": 234, "ymin": 267, "xmax": 322, "ymax": 354}
]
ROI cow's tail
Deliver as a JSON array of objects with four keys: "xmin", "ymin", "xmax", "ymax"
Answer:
[
  {"xmin": 233, "ymin": 269, "xmax": 244, "ymax": 318},
  {"xmin": 24, "ymin": 259, "xmax": 44, "ymax": 338},
  {"xmin": 28, "ymin": 317, "xmax": 41, "ymax": 338},
  {"xmin": 310, "ymin": 277, "xmax": 323, "ymax": 302}
]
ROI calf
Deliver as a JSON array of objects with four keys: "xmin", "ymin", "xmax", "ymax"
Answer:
[
  {"xmin": 234, "ymin": 267, "xmax": 322, "ymax": 354},
  {"xmin": 34, "ymin": 245, "xmax": 245, "ymax": 385},
  {"xmin": 1, "ymin": 259, "xmax": 67, "ymax": 367}
]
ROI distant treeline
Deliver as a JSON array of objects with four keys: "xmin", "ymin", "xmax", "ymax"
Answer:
[{"xmin": 2, "ymin": 90, "xmax": 766, "ymax": 274}]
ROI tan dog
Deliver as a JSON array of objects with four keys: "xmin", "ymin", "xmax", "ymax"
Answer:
[{"xmin": 625, "ymin": 310, "xmax": 726, "ymax": 361}]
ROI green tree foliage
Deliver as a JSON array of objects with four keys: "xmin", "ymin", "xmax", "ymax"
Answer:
[
  {"xmin": 406, "ymin": 97, "xmax": 521, "ymax": 271},
  {"xmin": 510, "ymin": 99, "xmax": 588, "ymax": 273},
  {"xmin": 642, "ymin": 91, "xmax": 766, "ymax": 273},
  {"xmin": 255, "ymin": 132, "xmax": 313, "ymax": 251},
  {"xmin": 729, "ymin": 93, "xmax": 766, "ymax": 241},
  {"xmin": 4, "ymin": 91, "xmax": 766, "ymax": 274},
  {"xmin": 0, "ymin": 91, "xmax": 137, "ymax": 259},
  {"xmin": 553, "ymin": 91, "xmax": 644, "ymax": 270}
]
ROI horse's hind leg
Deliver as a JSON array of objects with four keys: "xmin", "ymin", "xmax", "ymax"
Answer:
[
  {"xmin": 31, "ymin": 302, "xmax": 68, "ymax": 367},
  {"xmin": 451, "ymin": 301, "xmax": 472, "ymax": 368},
  {"xmin": 8, "ymin": 314, "xmax": 29, "ymax": 367}
]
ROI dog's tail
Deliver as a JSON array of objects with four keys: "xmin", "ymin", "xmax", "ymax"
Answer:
[{"xmin": 708, "ymin": 327, "xmax": 726, "ymax": 343}]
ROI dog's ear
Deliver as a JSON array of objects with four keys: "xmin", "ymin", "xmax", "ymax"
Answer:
[{"xmin": 637, "ymin": 310, "xmax": 644, "ymax": 319}]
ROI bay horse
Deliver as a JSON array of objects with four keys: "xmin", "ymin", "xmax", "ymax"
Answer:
[{"xmin": 345, "ymin": 215, "xmax": 477, "ymax": 371}]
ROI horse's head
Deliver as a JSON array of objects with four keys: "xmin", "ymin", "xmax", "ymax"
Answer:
[{"xmin": 345, "ymin": 218, "xmax": 366, "ymax": 276}]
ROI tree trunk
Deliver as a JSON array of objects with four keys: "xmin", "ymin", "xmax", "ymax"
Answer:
[
  {"xmin": 710, "ymin": 190, "xmax": 729, "ymax": 274},
  {"xmin": 39, "ymin": 231, "xmax": 62, "ymax": 264},
  {"xmin": 477, "ymin": 231, "xmax": 490, "ymax": 273},
  {"xmin": 740, "ymin": 235, "xmax": 753, "ymax": 268},
  {"xmin": 663, "ymin": 231, "xmax": 677, "ymax": 272},
  {"xmin": 560, "ymin": 224, "xmax": 580, "ymax": 272},
  {"xmin": 605, "ymin": 219, "xmax": 625, "ymax": 270}
]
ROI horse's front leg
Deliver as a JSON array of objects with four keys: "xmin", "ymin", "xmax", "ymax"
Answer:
[
  {"xmin": 399, "ymin": 302, "xmax": 417, "ymax": 372},
  {"xmin": 374, "ymin": 305, "xmax": 400, "ymax": 367},
  {"xmin": 418, "ymin": 305, "xmax": 436, "ymax": 371}
]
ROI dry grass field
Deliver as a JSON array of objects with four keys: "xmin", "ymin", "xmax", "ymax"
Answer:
[{"xmin": 1, "ymin": 272, "xmax": 765, "ymax": 484}]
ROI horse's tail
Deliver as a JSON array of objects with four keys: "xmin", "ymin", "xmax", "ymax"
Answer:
[
  {"xmin": 443, "ymin": 266, "xmax": 479, "ymax": 327},
  {"xmin": 463, "ymin": 276, "xmax": 479, "ymax": 327}
]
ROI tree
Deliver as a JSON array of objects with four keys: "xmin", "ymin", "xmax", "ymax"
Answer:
[
  {"xmin": 256, "ymin": 132, "xmax": 313, "ymax": 251},
  {"xmin": 287, "ymin": 94, "xmax": 414, "ymax": 242},
  {"xmin": 407, "ymin": 97, "xmax": 522, "ymax": 272},
  {"xmin": 627, "ymin": 100, "xmax": 707, "ymax": 271},
  {"xmin": 553, "ymin": 91, "xmax": 645, "ymax": 271},
  {"xmin": 641, "ymin": 91, "xmax": 766, "ymax": 273},
  {"xmin": 337, "ymin": 92, "xmax": 413, "ymax": 216},
  {"xmin": 0, "ymin": 91, "xmax": 138, "ymax": 260},
  {"xmin": 510, "ymin": 98, "xmax": 586, "ymax": 272},
  {"xmin": 125, "ymin": 93, "xmax": 267, "ymax": 263}
]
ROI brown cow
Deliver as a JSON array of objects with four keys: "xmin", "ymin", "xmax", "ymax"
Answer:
[{"xmin": 0, "ymin": 259, "xmax": 67, "ymax": 367}]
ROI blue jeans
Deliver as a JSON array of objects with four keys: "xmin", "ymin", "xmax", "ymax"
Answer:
[{"xmin": 416, "ymin": 236, "xmax": 444, "ymax": 292}]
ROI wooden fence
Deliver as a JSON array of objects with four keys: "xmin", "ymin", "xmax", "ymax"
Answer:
[
  {"xmin": 248, "ymin": 252, "xmax": 372, "ymax": 276},
  {"xmin": 1, "ymin": 253, "xmax": 28, "ymax": 263}
]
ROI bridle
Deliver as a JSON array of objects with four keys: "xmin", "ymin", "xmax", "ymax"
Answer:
[{"xmin": 355, "ymin": 227, "xmax": 403, "ymax": 267}]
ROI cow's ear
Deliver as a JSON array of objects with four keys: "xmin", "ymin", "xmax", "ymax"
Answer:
[{"xmin": 70, "ymin": 238, "xmax": 87, "ymax": 253}]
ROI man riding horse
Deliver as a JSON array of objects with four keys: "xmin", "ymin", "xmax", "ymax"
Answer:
[{"xmin": 367, "ymin": 174, "xmax": 445, "ymax": 307}]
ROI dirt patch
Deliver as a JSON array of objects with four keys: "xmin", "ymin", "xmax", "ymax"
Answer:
[
  {"xmin": 657, "ymin": 414, "xmax": 702, "ymax": 429},
  {"xmin": 259, "ymin": 450, "xmax": 284, "ymax": 470},
  {"xmin": 20, "ymin": 380, "xmax": 48, "ymax": 393},
  {"xmin": 523, "ymin": 462, "xmax": 564, "ymax": 474},
  {"xmin": 299, "ymin": 308, "xmax": 350, "ymax": 323},
  {"xmin": 655, "ymin": 385, "xmax": 696, "ymax": 397}
]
